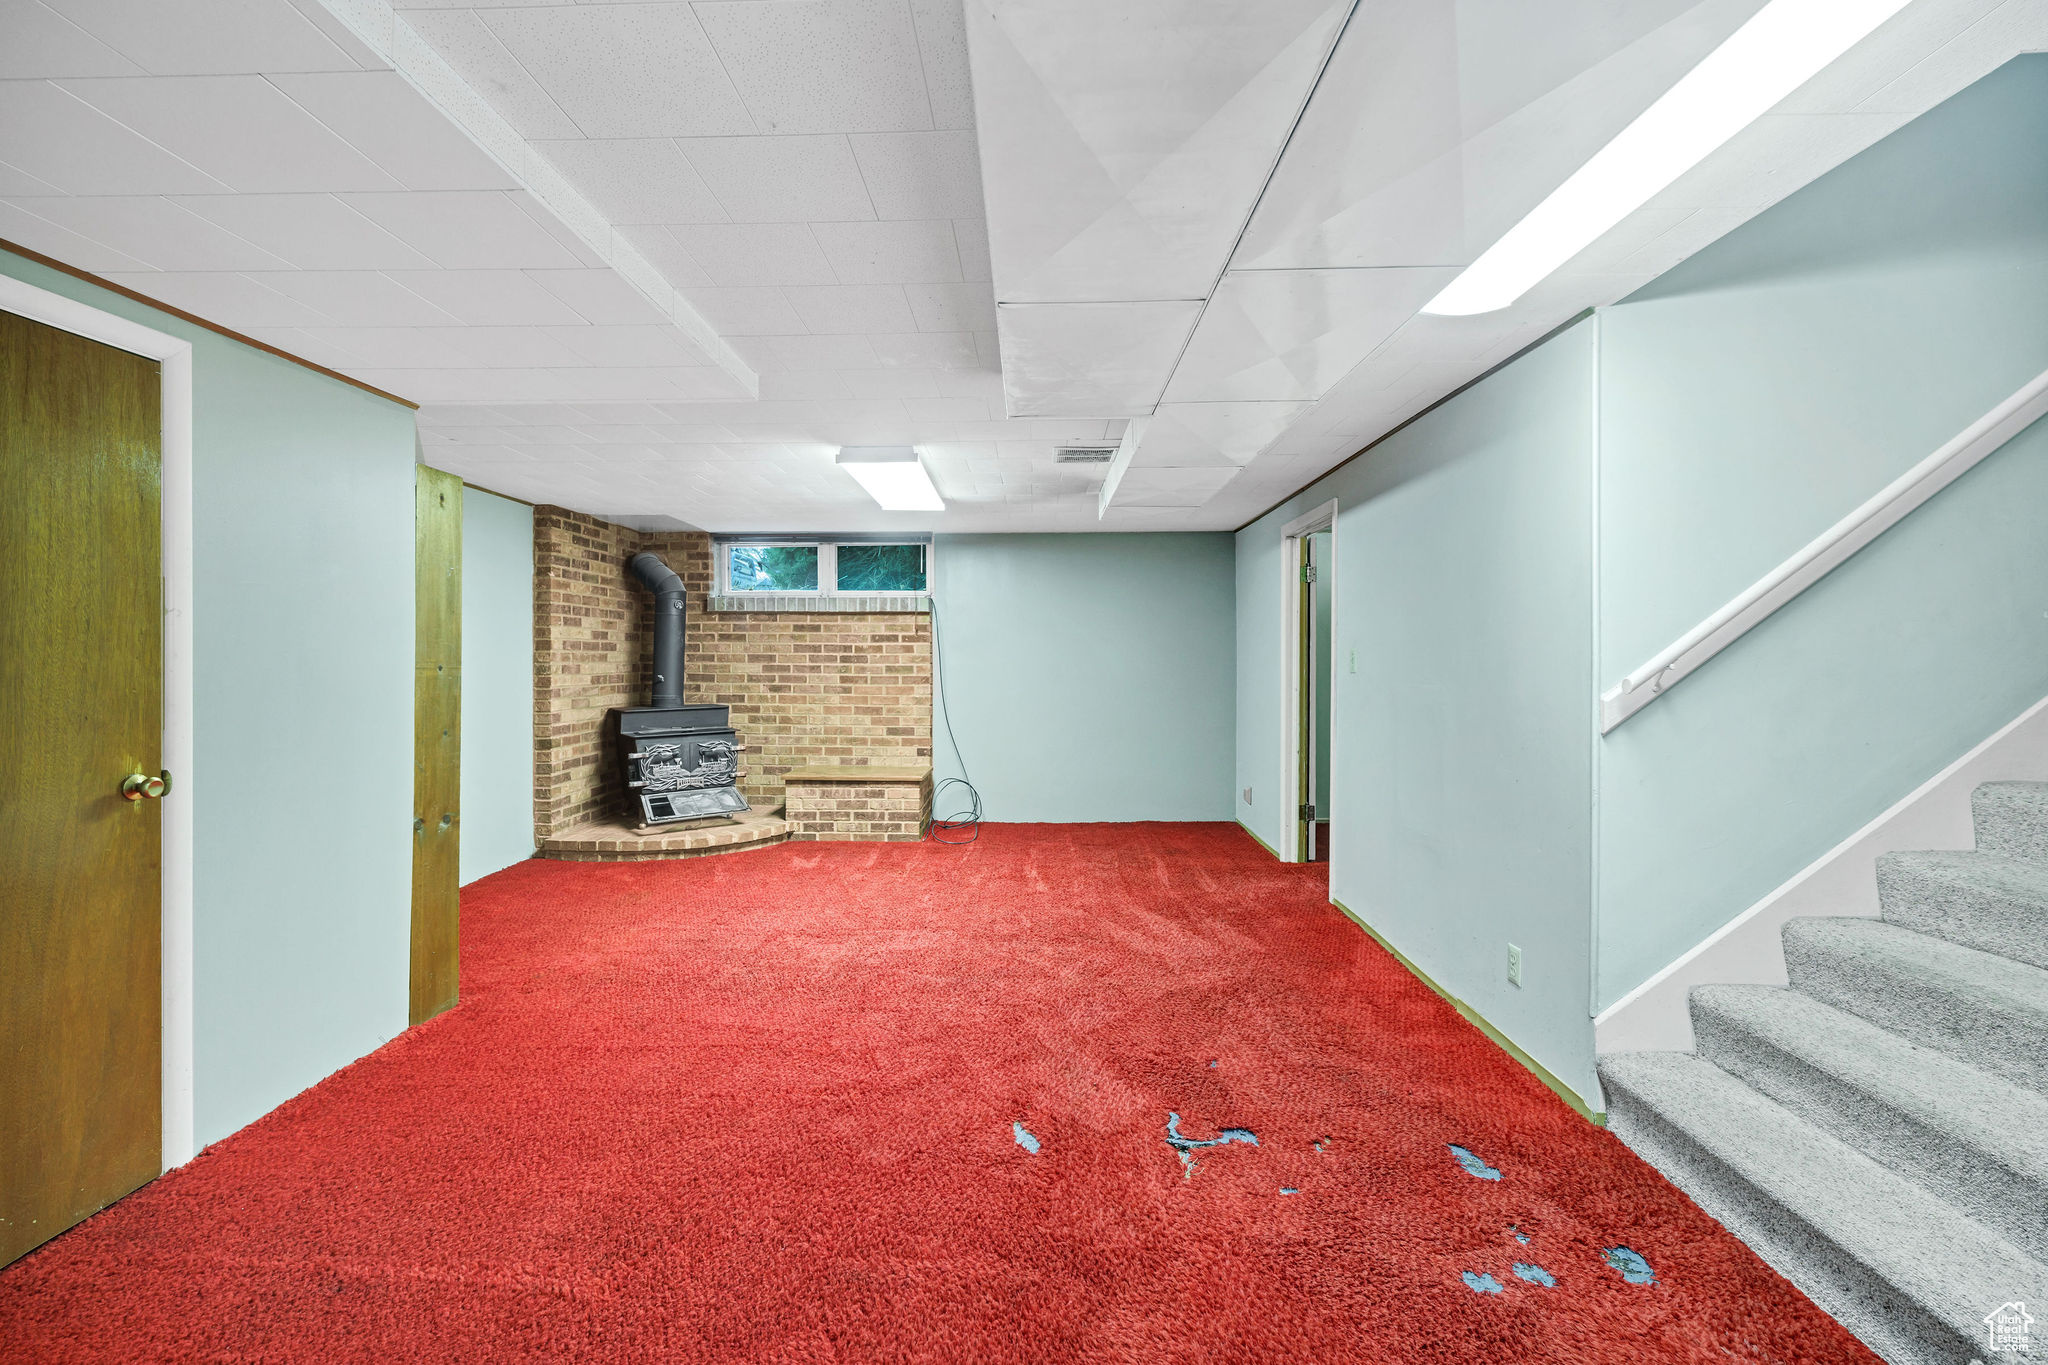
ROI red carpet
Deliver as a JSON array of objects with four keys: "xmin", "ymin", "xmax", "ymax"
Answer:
[{"xmin": 0, "ymin": 824, "xmax": 1874, "ymax": 1363}]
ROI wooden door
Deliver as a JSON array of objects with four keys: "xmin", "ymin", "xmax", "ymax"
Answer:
[
  {"xmin": 410, "ymin": 466, "xmax": 461, "ymax": 1024},
  {"xmin": 0, "ymin": 308, "xmax": 163, "ymax": 1267}
]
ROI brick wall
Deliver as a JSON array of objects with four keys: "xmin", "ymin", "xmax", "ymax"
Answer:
[
  {"xmin": 786, "ymin": 776, "xmax": 934, "ymax": 842},
  {"xmin": 533, "ymin": 508, "xmax": 933, "ymax": 839},
  {"xmin": 532, "ymin": 508, "xmax": 644, "ymax": 837}
]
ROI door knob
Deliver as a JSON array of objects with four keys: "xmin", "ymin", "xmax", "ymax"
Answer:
[{"xmin": 122, "ymin": 771, "xmax": 170, "ymax": 801}]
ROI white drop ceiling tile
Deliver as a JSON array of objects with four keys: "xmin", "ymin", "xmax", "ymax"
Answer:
[
  {"xmin": 0, "ymin": 159, "xmax": 65, "ymax": 195},
  {"xmin": 1, "ymin": 0, "xmax": 144, "ymax": 77},
  {"xmin": 339, "ymin": 190, "xmax": 582, "ymax": 269},
  {"xmin": 382, "ymin": 268, "xmax": 589, "ymax": 325},
  {"xmin": 300, "ymin": 324, "xmax": 483, "ymax": 369},
  {"xmin": 1855, "ymin": 0, "xmax": 2048, "ymax": 113},
  {"xmin": 1232, "ymin": 0, "xmax": 1767, "ymax": 271},
  {"xmin": 833, "ymin": 366, "xmax": 941, "ymax": 398},
  {"xmin": 677, "ymin": 284, "xmax": 807, "ymax": 335},
  {"xmin": 480, "ymin": 4, "xmax": 753, "ymax": 139},
  {"xmin": 0, "ymin": 82, "xmax": 229, "ymax": 194},
  {"xmin": 908, "ymin": 0, "xmax": 974, "ymax": 130},
  {"xmin": 932, "ymin": 367, "xmax": 1003, "ymax": 398},
  {"xmin": 993, "ymin": 300, "xmax": 1200, "ymax": 416},
  {"xmin": 667, "ymin": 222, "xmax": 835, "ymax": 286},
  {"xmin": 1131, "ymin": 401, "xmax": 1312, "ymax": 468},
  {"xmin": 100, "ymin": 269, "xmax": 333, "ymax": 327},
  {"xmin": 171, "ymin": 193, "xmax": 437, "ymax": 270},
  {"xmin": 396, "ymin": 10, "xmax": 581, "ymax": 141},
  {"xmin": 46, "ymin": 0, "xmax": 361, "ymax": 75},
  {"xmin": 952, "ymin": 219, "xmax": 992, "ymax": 283},
  {"xmin": 810, "ymin": 219, "xmax": 960, "ymax": 284},
  {"xmin": 904, "ymin": 281, "xmax": 995, "ymax": 332},
  {"xmin": 546, "ymin": 325, "xmax": 711, "ymax": 369},
  {"xmin": 1163, "ymin": 267, "xmax": 1456, "ymax": 403},
  {"xmin": 271, "ymin": 71, "xmax": 518, "ymax": 192},
  {"xmin": 525, "ymin": 268, "xmax": 669, "ymax": 326},
  {"xmin": 1108, "ymin": 465, "xmax": 1242, "ymax": 507},
  {"xmin": 868, "ymin": 330, "xmax": 978, "ymax": 370},
  {"xmin": 694, "ymin": 0, "xmax": 932, "ymax": 135},
  {"xmin": 13, "ymin": 194, "xmax": 295, "ymax": 270},
  {"xmin": 0, "ymin": 197, "xmax": 154, "ymax": 270},
  {"xmin": 505, "ymin": 192, "xmax": 610, "ymax": 269},
  {"xmin": 534, "ymin": 139, "xmax": 726, "ymax": 225},
  {"xmin": 732, "ymin": 333, "xmax": 881, "ymax": 371},
  {"xmin": 543, "ymin": 366, "xmax": 749, "ymax": 402},
  {"xmin": 60, "ymin": 76, "xmax": 405, "ymax": 193},
  {"xmin": 968, "ymin": 0, "xmax": 1348, "ymax": 301},
  {"xmin": 428, "ymin": 325, "xmax": 594, "ymax": 368},
  {"xmin": 902, "ymin": 395, "xmax": 993, "ymax": 422},
  {"xmin": 782, "ymin": 284, "xmax": 917, "ymax": 334},
  {"xmin": 757, "ymin": 370, "xmax": 856, "ymax": 400},
  {"xmin": 349, "ymin": 367, "xmax": 544, "ymax": 402},
  {"xmin": 679, "ymin": 135, "xmax": 876, "ymax": 223},
  {"xmin": 847, "ymin": 131, "xmax": 983, "ymax": 220},
  {"xmin": 1776, "ymin": 0, "xmax": 2004, "ymax": 113},
  {"xmin": 613, "ymin": 224, "xmax": 714, "ymax": 289}
]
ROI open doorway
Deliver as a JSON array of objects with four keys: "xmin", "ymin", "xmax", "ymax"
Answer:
[
  {"xmin": 1279, "ymin": 500, "xmax": 1335, "ymax": 865},
  {"xmin": 1300, "ymin": 529, "xmax": 1333, "ymax": 862}
]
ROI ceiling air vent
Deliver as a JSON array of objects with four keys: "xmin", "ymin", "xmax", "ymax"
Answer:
[{"xmin": 1055, "ymin": 447, "xmax": 1117, "ymax": 464}]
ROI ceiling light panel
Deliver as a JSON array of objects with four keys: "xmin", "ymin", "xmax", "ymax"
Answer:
[
  {"xmin": 1241, "ymin": 0, "xmax": 1764, "ymax": 270},
  {"xmin": 1423, "ymin": 0, "xmax": 1914, "ymax": 315},
  {"xmin": 837, "ymin": 446, "xmax": 946, "ymax": 511}
]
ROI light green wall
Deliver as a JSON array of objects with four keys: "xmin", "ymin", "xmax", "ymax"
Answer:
[
  {"xmin": 460, "ymin": 487, "xmax": 535, "ymax": 885},
  {"xmin": 1236, "ymin": 323, "xmax": 1600, "ymax": 1104},
  {"xmin": 933, "ymin": 533, "xmax": 1234, "ymax": 822},
  {"xmin": 1592, "ymin": 55, "xmax": 2048, "ymax": 1008},
  {"xmin": 1232, "ymin": 57, "xmax": 2048, "ymax": 1109},
  {"xmin": 1, "ymin": 249, "xmax": 417, "ymax": 1147}
]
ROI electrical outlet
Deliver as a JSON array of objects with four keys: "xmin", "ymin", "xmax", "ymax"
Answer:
[
  {"xmin": 1507, "ymin": 943, "xmax": 1523, "ymax": 988},
  {"xmin": 1348, "ymin": 648, "xmax": 1357, "ymax": 674},
  {"xmin": 1242, "ymin": 786, "xmax": 1253, "ymax": 805}
]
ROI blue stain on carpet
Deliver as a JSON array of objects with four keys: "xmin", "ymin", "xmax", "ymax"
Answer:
[
  {"xmin": 1012, "ymin": 1121, "xmax": 1040, "ymax": 1154},
  {"xmin": 1462, "ymin": 1271, "xmax": 1505, "ymax": 1295},
  {"xmin": 1447, "ymin": 1144, "xmax": 1502, "ymax": 1180},
  {"xmin": 1163, "ymin": 1112, "xmax": 1257, "ymax": 1176},
  {"xmin": 1605, "ymin": 1247, "xmax": 1655, "ymax": 1285},
  {"xmin": 1513, "ymin": 1263, "xmax": 1556, "ymax": 1287},
  {"xmin": 1279, "ymin": 1187, "xmax": 1299, "ymax": 1195}
]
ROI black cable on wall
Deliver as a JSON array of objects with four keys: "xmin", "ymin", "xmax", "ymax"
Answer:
[{"xmin": 925, "ymin": 587, "xmax": 981, "ymax": 844}]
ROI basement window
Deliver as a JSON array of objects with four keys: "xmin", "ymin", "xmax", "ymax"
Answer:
[{"xmin": 712, "ymin": 536, "xmax": 931, "ymax": 611}]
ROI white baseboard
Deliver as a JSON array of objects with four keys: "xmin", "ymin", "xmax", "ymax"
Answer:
[{"xmin": 1594, "ymin": 692, "xmax": 2048, "ymax": 1055}]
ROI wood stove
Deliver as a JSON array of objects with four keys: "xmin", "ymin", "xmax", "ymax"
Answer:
[{"xmin": 611, "ymin": 552, "xmax": 750, "ymax": 826}]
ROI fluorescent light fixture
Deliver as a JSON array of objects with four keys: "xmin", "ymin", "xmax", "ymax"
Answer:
[
  {"xmin": 837, "ymin": 446, "xmax": 945, "ymax": 511},
  {"xmin": 1421, "ymin": 0, "xmax": 1912, "ymax": 316}
]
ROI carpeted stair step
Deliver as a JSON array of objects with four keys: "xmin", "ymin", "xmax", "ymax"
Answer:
[
  {"xmin": 1975, "ymin": 780, "xmax": 2048, "ymax": 863},
  {"xmin": 1875, "ymin": 850, "xmax": 2048, "ymax": 969},
  {"xmin": 1600, "ymin": 1051, "xmax": 2048, "ymax": 1365},
  {"xmin": 1690, "ymin": 984, "xmax": 2048, "ymax": 1262},
  {"xmin": 1781, "ymin": 917, "xmax": 2048, "ymax": 1094}
]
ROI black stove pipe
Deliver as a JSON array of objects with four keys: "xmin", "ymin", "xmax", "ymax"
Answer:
[{"xmin": 629, "ymin": 552, "xmax": 686, "ymax": 707}]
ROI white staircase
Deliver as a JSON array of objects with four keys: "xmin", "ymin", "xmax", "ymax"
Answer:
[{"xmin": 1600, "ymin": 782, "xmax": 2048, "ymax": 1365}]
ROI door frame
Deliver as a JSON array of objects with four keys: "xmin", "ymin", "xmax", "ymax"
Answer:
[
  {"xmin": 1277, "ymin": 500, "xmax": 1337, "ymax": 864},
  {"xmin": 1, "ymin": 274, "xmax": 196, "ymax": 1172}
]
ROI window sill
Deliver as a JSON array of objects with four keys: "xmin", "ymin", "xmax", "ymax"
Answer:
[{"xmin": 707, "ymin": 593, "xmax": 930, "ymax": 614}]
